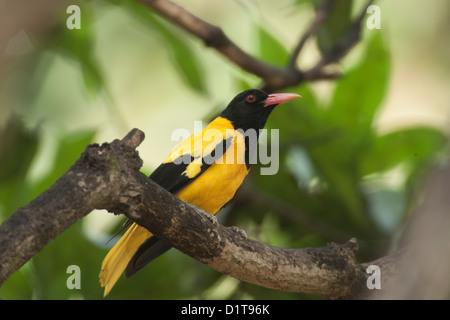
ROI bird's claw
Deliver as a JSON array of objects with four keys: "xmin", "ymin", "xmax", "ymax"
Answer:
[
  {"xmin": 230, "ymin": 226, "xmax": 247, "ymax": 239},
  {"xmin": 196, "ymin": 207, "xmax": 218, "ymax": 226}
]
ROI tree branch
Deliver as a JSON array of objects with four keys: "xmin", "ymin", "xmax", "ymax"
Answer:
[
  {"xmin": 137, "ymin": 0, "xmax": 374, "ymax": 92},
  {"xmin": 305, "ymin": 0, "xmax": 375, "ymax": 78},
  {"xmin": 288, "ymin": 0, "xmax": 333, "ymax": 69},
  {"xmin": 139, "ymin": 0, "xmax": 300, "ymax": 91},
  {"xmin": 0, "ymin": 129, "xmax": 396, "ymax": 299},
  {"xmin": 0, "ymin": 129, "xmax": 145, "ymax": 284}
]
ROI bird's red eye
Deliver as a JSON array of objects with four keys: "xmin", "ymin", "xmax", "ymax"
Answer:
[{"xmin": 246, "ymin": 94, "xmax": 256, "ymax": 103}]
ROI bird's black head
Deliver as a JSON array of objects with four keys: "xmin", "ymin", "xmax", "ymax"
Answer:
[{"xmin": 220, "ymin": 89, "xmax": 300, "ymax": 131}]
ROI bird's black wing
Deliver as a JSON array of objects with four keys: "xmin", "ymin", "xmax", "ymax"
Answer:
[
  {"xmin": 124, "ymin": 135, "xmax": 234, "ymax": 278},
  {"xmin": 149, "ymin": 135, "xmax": 234, "ymax": 193}
]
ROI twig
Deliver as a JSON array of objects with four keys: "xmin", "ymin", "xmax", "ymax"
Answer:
[
  {"xmin": 305, "ymin": 0, "xmax": 375, "ymax": 75},
  {"xmin": 138, "ymin": 0, "xmax": 374, "ymax": 92},
  {"xmin": 288, "ymin": 0, "xmax": 333, "ymax": 69},
  {"xmin": 139, "ymin": 0, "xmax": 300, "ymax": 91}
]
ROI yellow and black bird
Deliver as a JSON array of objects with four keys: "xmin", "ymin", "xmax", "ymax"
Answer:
[{"xmin": 99, "ymin": 89, "xmax": 300, "ymax": 296}]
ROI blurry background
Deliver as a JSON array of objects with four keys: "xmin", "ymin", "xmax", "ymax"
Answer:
[{"xmin": 0, "ymin": 0, "xmax": 449, "ymax": 299}]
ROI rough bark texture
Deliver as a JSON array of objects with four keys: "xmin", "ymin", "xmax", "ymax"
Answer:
[{"xmin": 0, "ymin": 129, "xmax": 402, "ymax": 299}]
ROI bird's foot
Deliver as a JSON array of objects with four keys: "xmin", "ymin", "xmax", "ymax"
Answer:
[
  {"xmin": 230, "ymin": 226, "xmax": 248, "ymax": 239},
  {"xmin": 194, "ymin": 206, "xmax": 218, "ymax": 226}
]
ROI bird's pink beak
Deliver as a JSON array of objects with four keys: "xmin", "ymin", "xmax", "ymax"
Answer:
[{"xmin": 264, "ymin": 93, "xmax": 301, "ymax": 107}]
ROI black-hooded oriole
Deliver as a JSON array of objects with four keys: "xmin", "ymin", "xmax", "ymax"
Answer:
[{"xmin": 99, "ymin": 89, "xmax": 300, "ymax": 296}]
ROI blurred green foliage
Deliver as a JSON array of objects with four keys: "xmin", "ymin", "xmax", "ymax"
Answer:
[
  {"xmin": 0, "ymin": 0, "xmax": 448, "ymax": 300},
  {"xmin": 315, "ymin": 0, "xmax": 353, "ymax": 54}
]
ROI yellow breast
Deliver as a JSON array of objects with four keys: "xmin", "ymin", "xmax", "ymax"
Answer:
[{"xmin": 173, "ymin": 117, "xmax": 249, "ymax": 214}]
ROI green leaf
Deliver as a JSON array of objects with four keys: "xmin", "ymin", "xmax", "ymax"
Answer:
[
  {"xmin": 0, "ymin": 118, "xmax": 38, "ymax": 182},
  {"xmin": 31, "ymin": 130, "xmax": 96, "ymax": 198},
  {"xmin": 257, "ymin": 26, "xmax": 289, "ymax": 67},
  {"xmin": 117, "ymin": 0, "xmax": 206, "ymax": 93},
  {"xmin": 307, "ymin": 142, "xmax": 369, "ymax": 227},
  {"xmin": 0, "ymin": 261, "xmax": 34, "ymax": 299},
  {"xmin": 326, "ymin": 31, "xmax": 390, "ymax": 142},
  {"xmin": 315, "ymin": 0, "xmax": 353, "ymax": 54},
  {"xmin": 165, "ymin": 35, "xmax": 206, "ymax": 93},
  {"xmin": 0, "ymin": 118, "xmax": 38, "ymax": 218},
  {"xmin": 294, "ymin": 0, "xmax": 312, "ymax": 6},
  {"xmin": 56, "ymin": 3, "xmax": 104, "ymax": 95},
  {"xmin": 295, "ymin": 31, "xmax": 390, "ymax": 226},
  {"xmin": 361, "ymin": 127, "xmax": 447, "ymax": 176}
]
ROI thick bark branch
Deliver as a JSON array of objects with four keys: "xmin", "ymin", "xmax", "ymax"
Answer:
[
  {"xmin": 0, "ymin": 129, "xmax": 144, "ymax": 284},
  {"xmin": 0, "ymin": 129, "xmax": 397, "ymax": 299}
]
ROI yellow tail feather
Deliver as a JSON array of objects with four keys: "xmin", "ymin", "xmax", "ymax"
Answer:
[{"xmin": 99, "ymin": 223, "xmax": 152, "ymax": 296}]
